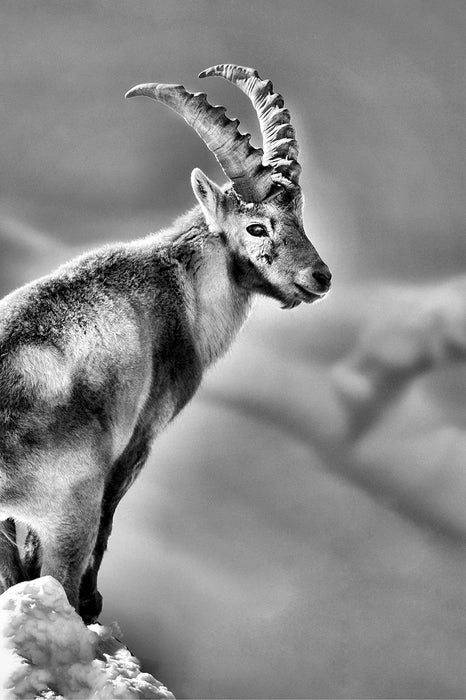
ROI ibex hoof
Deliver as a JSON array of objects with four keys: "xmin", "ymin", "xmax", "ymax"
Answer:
[{"xmin": 79, "ymin": 589, "xmax": 103, "ymax": 624}]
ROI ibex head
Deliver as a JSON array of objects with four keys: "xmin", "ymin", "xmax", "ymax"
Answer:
[{"xmin": 126, "ymin": 64, "xmax": 331, "ymax": 309}]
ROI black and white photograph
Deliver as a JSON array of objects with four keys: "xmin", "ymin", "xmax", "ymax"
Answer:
[{"xmin": 0, "ymin": 1, "xmax": 466, "ymax": 698}]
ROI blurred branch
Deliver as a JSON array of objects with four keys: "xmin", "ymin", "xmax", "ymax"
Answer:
[
  {"xmin": 203, "ymin": 274, "xmax": 466, "ymax": 542},
  {"xmin": 332, "ymin": 274, "xmax": 466, "ymax": 441}
]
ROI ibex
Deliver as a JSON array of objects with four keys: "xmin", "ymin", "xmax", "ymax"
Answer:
[{"xmin": 0, "ymin": 64, "xmax": 331, "ymax": 623}]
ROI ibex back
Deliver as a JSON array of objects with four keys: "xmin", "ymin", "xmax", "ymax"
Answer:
[{"xmin": 0, "ymin": 65, "xmax": 331, "ymax": 622}]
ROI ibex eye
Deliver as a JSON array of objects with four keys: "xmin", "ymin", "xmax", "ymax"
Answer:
[{"xmin": 246, "ymin": 224, "xmax": 268, "ymax": 237}]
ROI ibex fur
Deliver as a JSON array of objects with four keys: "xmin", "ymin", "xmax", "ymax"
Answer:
[{"xmin": 0, "ymin": 65, "xmax": 331, "ymax": 622}]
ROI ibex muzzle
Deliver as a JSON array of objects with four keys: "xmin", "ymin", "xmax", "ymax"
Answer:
[{"xmin": 0, "ymin": 64, "xmax": 331, "ymax": 622}]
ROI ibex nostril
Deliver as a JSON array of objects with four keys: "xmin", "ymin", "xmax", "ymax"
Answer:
[{"xmin": 312, "ymin": 268, "xmax": 332, "ymax": 289}]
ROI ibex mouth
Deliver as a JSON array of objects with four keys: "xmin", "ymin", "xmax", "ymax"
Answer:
[
  {"xmin": 294, "ymin": 283, "xmax": 324, "ymax": 303},
  {"xmin": 281, "ymin": 298, "xmax": 302, "ymax": 310}
]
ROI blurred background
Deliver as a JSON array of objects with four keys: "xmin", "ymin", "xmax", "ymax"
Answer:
[{"xmin": 2, "ymin": 1, "xmax": 466, "ymax": 697}]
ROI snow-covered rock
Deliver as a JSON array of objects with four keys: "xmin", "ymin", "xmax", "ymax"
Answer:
[{"xmin": 0, "ymin": 576, "xmax": 174, "ymax": 699}]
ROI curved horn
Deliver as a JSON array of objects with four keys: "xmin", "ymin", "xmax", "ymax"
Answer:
[
  {"xmin": 199, "ymin": 64, "xmax": 301, "ymax": 190},
  {"xmin": 125, "ymin": 82, "xmax": 272, "ymax": 202}
]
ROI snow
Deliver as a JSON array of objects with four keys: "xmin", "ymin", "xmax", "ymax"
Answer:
[{"xmin": 0, "ymin": 576, "xmax": 174, "ymax": 699}]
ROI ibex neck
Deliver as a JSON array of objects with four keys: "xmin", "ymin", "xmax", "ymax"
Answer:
[{"xmin": 167, "ymin": 206, "xmax": 252, "ymax": 367}]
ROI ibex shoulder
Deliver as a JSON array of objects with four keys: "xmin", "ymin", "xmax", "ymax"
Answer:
[{"xmin": 0, "ymin": 239, "xmax": 180, "ymax": 340}]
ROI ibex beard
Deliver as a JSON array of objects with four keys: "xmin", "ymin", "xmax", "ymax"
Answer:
[{"xmin": 0, "ymin": 64, "xmax": 331, "ymax": 623}]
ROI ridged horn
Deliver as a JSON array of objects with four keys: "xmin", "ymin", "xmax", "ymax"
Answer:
[
  {"xmin": 199, "ymin": 64, "xmax": 301, "ymax": 190},
  {"xmin": 125, "ymin": 82, "xmax": 272, "ymax": 202}
]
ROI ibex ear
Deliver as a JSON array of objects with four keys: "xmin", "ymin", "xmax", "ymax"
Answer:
[{"xmin": 191, "ymin": 168, "xmax": 226, "ymax": 230}]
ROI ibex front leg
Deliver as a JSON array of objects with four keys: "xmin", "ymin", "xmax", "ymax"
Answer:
[
  {"xmin": 79, "ymin": 435, "xmax": 151, "ymax": 623},
  {"xmin": 38, "ymin": 479, "xmax": 104, "ymax": 613}
]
